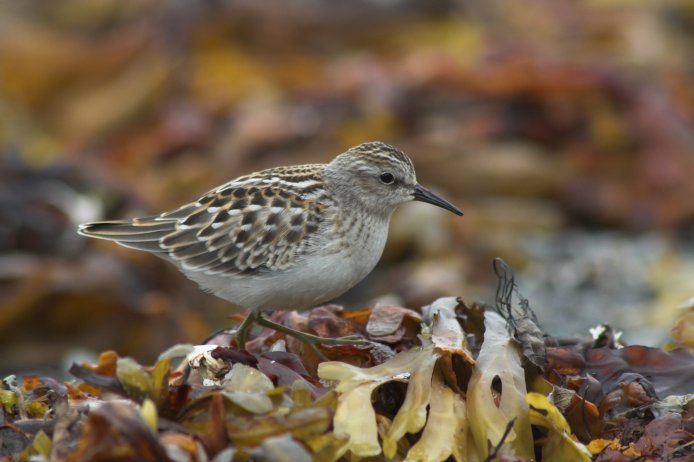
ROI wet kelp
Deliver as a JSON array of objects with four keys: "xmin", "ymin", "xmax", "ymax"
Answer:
[{"xmin": 2, "ymin": 262, "xmax": 692, "ymax": 461}]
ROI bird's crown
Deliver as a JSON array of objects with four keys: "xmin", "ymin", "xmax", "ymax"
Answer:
[{"xmin": 341, "ymin": 141, "xmax": 415, "ymax": 178}]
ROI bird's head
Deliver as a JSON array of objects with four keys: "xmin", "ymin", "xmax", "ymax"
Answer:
[{"xmin": 325, "ymin": 141, "xmax": 463, "ymax": 218}]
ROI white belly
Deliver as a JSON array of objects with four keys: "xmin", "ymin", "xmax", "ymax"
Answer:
[{"xmin": 184, "ymin": 215, "xmax": 390, "ymax": 312}]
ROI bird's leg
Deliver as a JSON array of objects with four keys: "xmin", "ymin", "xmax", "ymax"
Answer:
[
  {"xmin": 253, "ymin": 313, "xmax": 369, "ymax": 347},
  {"xmin": 234, "ymin": 310, "xmax": 259, "ymax": 350},
  {"xmin": 234, "ymin": 310, "xmax": 368, "ymax": 359}
]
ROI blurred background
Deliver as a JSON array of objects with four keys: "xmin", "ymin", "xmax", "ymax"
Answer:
[{"xmin": 1, "ymin": 0, "xmax": 693, "ymax": 376}]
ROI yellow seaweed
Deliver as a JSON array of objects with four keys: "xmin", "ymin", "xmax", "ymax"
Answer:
[{"xmin": 467, "ymin": 311, "xmax": 534, "ymax": 459}]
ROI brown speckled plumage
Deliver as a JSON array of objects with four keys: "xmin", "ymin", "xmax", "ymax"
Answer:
[
  {"xmin": 78, "ymin": 142, "xmax": 462, "ymax": 317},
  {"xmin": 81, "ymin": 164, "xmax": 331, "ymax": 275}
]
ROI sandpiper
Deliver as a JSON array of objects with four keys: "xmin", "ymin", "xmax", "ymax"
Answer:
[{"xmin": 78, "ymin": 142, "xmax": 463, "ymax": 349}]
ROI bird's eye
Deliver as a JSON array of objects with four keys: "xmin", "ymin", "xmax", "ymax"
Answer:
[{"xmin": 379, "ymin": 172, "xmax": 395, "ymax": 184}]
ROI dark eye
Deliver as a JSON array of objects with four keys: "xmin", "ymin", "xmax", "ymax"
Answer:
[{"xmin": 379, "ymin": 172, "xmax": 395, "ymax": 184}]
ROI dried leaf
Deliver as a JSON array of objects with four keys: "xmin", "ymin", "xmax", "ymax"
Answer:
[
  {"xmin": 31, "ymin": 430, "xmax": 52, "ymax": 457},
  {"xmin": 83, "ymin": 350, "xmax": 119, "ymax": 377},
  {"xmin": 586, "ymin": 438, "xmax": 622, "ymax": 455},
  {"xmin": 633, "ymin": 412, "xmax": 693, "ymax": 459},
  {"xmin": 116, "ymin": 356, "xmax": 153, "ymax": 401},
  {"xmin": 383, "ymin": 348, "xmax": 438, "ymax": 458},
  {"xmin": 527, "ymin": 392, "xmax": 592, "ymax": 461},
  {"xmin": 366, "ymin": 303, "xmax": 422, "ymax": 338},
  {"xmin": 467, "ymin": 311, "xmax": 534, "ymax": 460},
  {"xmin": 253, "ymin": 434, "xmax": 313, "ymax": 462},
  {"xmin": 319, "ymin": 344, "xmax": 438, "ymax": 458},
  {"xmin": 0, "ymin": 388, "xmax": 17, "ymax": 409},
  {"xmin": 68, "ymin": 362, "xmax": 126, "ymax": 395},
  {"xmin": 200, "ymin": 392, "xmax": 229, "ymax": 457},
  {"xmin": 257, "ymin": 354, "xmax": 323, "ymax": 398},
  {"xmin": 670, "ymin": 304, "xmax": 694, "ymax": 350},
  {"xmin": 586, "ymin": 346, "xmax": 694, "ymax": 399},
  {"xmin": 308, "ymin": 305, "xmax": 362, "ymax": 338},
  {"xmin": 405, "ymin": 370, "xmax": 467, "ymax": 462},
  {"xmin": 338, "ymin": 307, "xmax": 373, "ymax": 327},
  {"xmin": 22, "ymin": 376, "xmax": 42, "ymax": 391},
  {"xmin": 140, "ymin": 398, "xmax": 158, "ymax": 434},
  {"xmin": 66, "ymin": 401, "xmax": 169, "ymax": 462},
  {"xmin": 427, "ymin": 297, "xmax": 475, "ymax": 364},
  {"xmin": 561, "ymin": 392, "xmax": 603, "ymax": 443},
  {"xmin": 222, "ymin": 363, "xmax": 274, "ymax": 414},
  {"xmin": 151, "ymin": 357, "xmax": 170, "ymax": 406},
  {"xmin": 160, "ymin": 432, "xmax": 209, "ymax": 461},
  {"xmin": 226, "ymin": 407, "xmax": 332, "ymax": 447}
]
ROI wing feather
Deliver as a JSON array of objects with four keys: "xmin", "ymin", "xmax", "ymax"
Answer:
[{"xmin": 78, "ymin": 173, "xmax": 327, "ymax": 277}]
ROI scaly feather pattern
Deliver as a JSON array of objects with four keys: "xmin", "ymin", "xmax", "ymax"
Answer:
[
  {"xmin": 79, "ymin": 164, "xmax": 329, "ymax": 275},
  {"xmin": 78, "ymin": 141, "xmax": 462, "ymax": 314}
]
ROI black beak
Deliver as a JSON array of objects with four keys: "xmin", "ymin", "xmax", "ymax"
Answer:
[{"xmin": 413, "ymin": 184, "xmax": 463, "ymax": 216}]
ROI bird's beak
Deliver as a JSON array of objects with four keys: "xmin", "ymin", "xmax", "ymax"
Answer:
[{"xmin": 413, "ymin": 184, "xmax": 463, "ymax": 216}]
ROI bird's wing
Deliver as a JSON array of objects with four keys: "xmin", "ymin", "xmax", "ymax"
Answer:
[{"xmin": 78, "ymin": 179, "xmax": 326, "ymax": 275}]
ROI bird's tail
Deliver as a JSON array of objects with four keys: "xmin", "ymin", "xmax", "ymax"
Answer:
[{"xmin": 77, "ymin": 218, "xmax": 174, "ymax": 253}]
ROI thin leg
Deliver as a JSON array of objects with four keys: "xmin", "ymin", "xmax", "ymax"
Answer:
[
  {"xmin": 235, "ymin": 310, "xmax": 259, "ymax": 350},
  {"xmin": 254, "ymin": 313, "xmax": 369, "ymax": 346}
]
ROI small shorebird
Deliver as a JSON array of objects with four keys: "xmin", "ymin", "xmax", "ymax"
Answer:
[{"xmin": 78, "ymin": 142, "xmax": 463, "ymax": 349}]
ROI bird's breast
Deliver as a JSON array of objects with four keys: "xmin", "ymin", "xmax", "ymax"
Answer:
[{"xmin": 323, "ymin": 212, "xmax": 390, "ymax": 284}]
